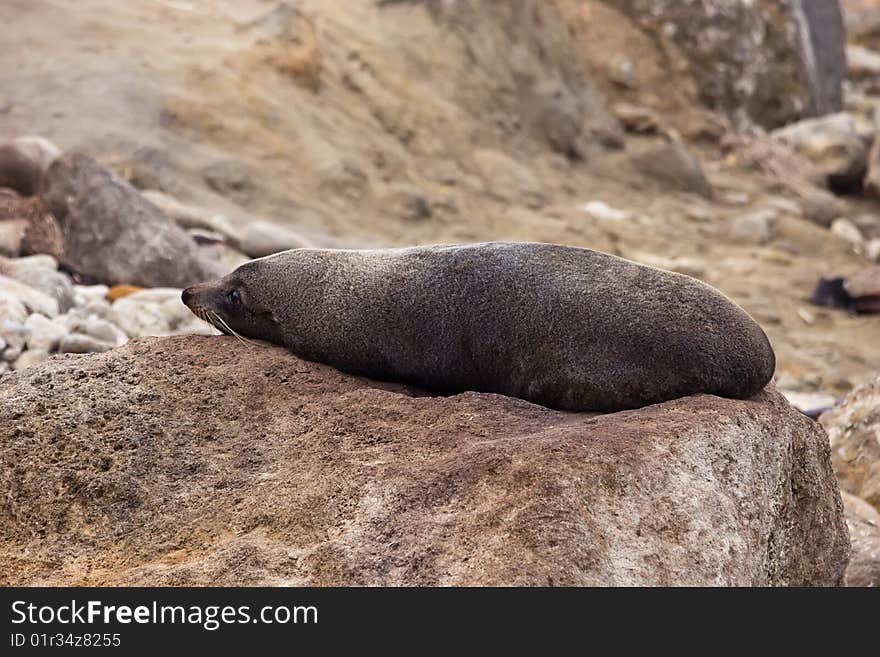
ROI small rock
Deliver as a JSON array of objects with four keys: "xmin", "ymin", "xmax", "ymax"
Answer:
[
  {"xmin": 1, "ymin": 345, "xmax": 22, "ymax": 362},
  {"xmin": 140, "ymin": 189, "xmax": 237, "ymax": 238},
  {"xmin": 0, "ymin": 297, "xmax": 27, "ymax": 325},
  {"xmin": 830, "ymin": 218, "xmax": 864, "ymax": 248},
  {"xmin": 0, "ymin": 274, "xmax": 59, "ymax": 317},
  {"xmin": 866, "ymin": 238, "xmax": 880, "ymax": 263},
  {"xmin": 612, "ymin": 103, "xmax": 659, "ymax": 134},
  {"xmin": 237, "ymin": 221, "xmax": 312, "ymax": 258},
  {"xmin": 846, "ymin": 45, "xmax": 880, "ymax": 80},
  {"xmin": 607, "ymin": 56, "xmax": 639, "ymax": 89},
  {"xmin": 729, "ymin": 209, "xmax": 779, "ymax": 244},
  {"xmin": 630, "ymin": 140, "xmax": 713, "ymax": 199},
  {"xmin": 797, "ymin": 307, "xmax": 816, "ymax": 324},
  {"xmin": 765, "ymin": 197, "xmax": 803, "ymax": 217},
  {"xmin": 74, "ymin": 284, "xmax": 110, "ymax": 306},
  {"xmin": 3, "ymin": 254, "xmax": 58, "ymax": 271},
  {"xmin": 780, "ymin": 390, "xmax": 837, "ymax": 414},
  {"xmin": 843, "ymin": 264, "xmax": 880, "ymax": 301},
  {"xmin": 80, "ymin": 316, "xmax": 128, "ymax": 347},
  {"xmin": 581, "ymin": 201, "xmax": 630, "ymax": 222},
  {"xmin": 12, "ymin": 348, "xmax": 49, "ymax": 370},
  {"xmin": 58, "ymin": 334, "xmax": 116, "ymax": 354},
  {"xmin": 0, "ymin": 361, "xmax": 8, "ymax": 376},
  {"xmin": 530, "ymin": 81, "xmax": 585, "ymax": 158},
  {"xmin": 772, "ymin": 112, "xmax": 873, "ymax": 193},
  {"xmin": 797, "ymin": 186, "xmax": 846, "ymax": 227},
  {"xmin": 850, "ymin": 214, "xmax": 880, "ymax": 240},
  {"xmin": 24, "ymin": 313, "xmax": 68, "ymax": 351},
  {"xmin": 0, "ymin": 266, "xmax": 75, "ymax": 313},
  {"xmin": 110, "ymin": 288, "xmax": 216, "ymax": 338}
]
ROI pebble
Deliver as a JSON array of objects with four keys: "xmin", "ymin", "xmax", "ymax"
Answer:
[
  {"xmin": 80, "ymin": 316, "xmax": 128, "ymax": 346},
  {"xmin": 24, "ymin": 313, "xmax": 68, "ymax": 351},
  {"xmin": 830, "ymin": 218, "xmax": 864, "ymax": 248},
  {"xmin": 0, "ymin": 273, "xmax": 59, "ymax": 317},
  {"xmin": 58, "ymin": 334, "xmax": 116, "ymax": 354},
  {"xmin": 74, "ymin": 284, "xmax": 110, "ymax": 306},
  {"xmin": 12, "ymin": 348, "xmax": 49, "ymax": 370},
  {"xmin": 2, "ymin": 346, "xmax": 22, "ymax": 362},
  {"xmin": 581, "ymin": 201, "xmax": 630, "ymax": 222},
  {"xmin": 729, "ymin": 209, "xmax": 779, "ymax": 244}
]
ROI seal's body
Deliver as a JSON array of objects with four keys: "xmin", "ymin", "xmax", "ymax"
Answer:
[{"xmin": 182, "ymin": 242, "xmax": 775, "ymax": 412}]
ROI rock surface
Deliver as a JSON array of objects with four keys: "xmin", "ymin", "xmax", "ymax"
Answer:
[
  {"xmin": 821, "ymin": 375, "xmax": 880, "ymax": 510},
  {"xmin": 605, "ymin": 0, "xmax": 846, "ymax": 128},
  {"xmin": 0, "ymin": 336, "xmax": 849, "ymax": 586},
  {"xmin": 841, "ymin": 492, "xmax": 880, "ymax": 587},
  {"xmin": 40, "ymin": 153, "xmax": 225, "ymax": 288}
]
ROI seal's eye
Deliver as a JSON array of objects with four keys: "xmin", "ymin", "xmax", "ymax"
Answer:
[{"xmin": 227, "ymin": 289, "xmax": 242, "ymax": 305}]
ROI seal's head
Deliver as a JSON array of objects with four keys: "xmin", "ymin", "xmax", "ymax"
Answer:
[{"xmin": 182, "ymin": 259, "xmax": 285, "ymax": 344}]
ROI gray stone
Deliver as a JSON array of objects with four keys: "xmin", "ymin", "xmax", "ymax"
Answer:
[
  {"xmin": 729, "ymin": 209, "xmax": 779, "ymax": 244},
  {"xmin": 630, "ymin": 140, "xmax": 713, "ymax": 199},
  {"xmin": 236, "ymin": 221, "xmax": 312, "ymax": 258},
  {"xmin": 12, "ymin": 348, "xmax": 49, "ymax": 371},
  {"xmin": 24, "ymin": 313, "xmax": 68, "ymax": 352},
  {"xmin": 40, "ymin": 153, "xmax": 225, "ymax": 288},
  {"xmin": 797, "ymin": 186, "xmax": 846, "ymax": 227},
  {"xmin": 830, "ymin": 218, "xmax": 865, "ymax": 249},
  {"xmin": 772, "ymin": 112, "xmax": 873, "ymax": 193},
  {"xmin": 0, "ymin": 274, "xmax": 59, "ymax": 317},
  {"xmin": 1, "ymin": 267, "xmax": 75, "ymax": 313}
]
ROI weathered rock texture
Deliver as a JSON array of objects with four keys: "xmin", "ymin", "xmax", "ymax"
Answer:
[
  {"xmin": 606, "ymin": 0, "xmax": 845, "ymax": 127},
  {"xmin": 40, "ymin": 153, "xmax": 225, "ymax": 288},
  {"xmin": 821, "ymin": 376, "xmax": 880, "ymax": 510},
  {"xmin": 841, "ymin": 492, "xmax": 880, "ymax": 587},
  {"xmin": 0, "ymin": 337, "xmax": 849, "ymax": 586}
]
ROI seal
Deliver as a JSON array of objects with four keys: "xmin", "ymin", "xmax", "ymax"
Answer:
[{"xmin": 181, "ymin": 242, "xmax": 776, "ymax": 412}]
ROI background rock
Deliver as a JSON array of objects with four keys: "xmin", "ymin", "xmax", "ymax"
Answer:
[
  {"xmin": 0, "ymin": 337, "xmax": 849, "ymax": 586},
  {"xmin": 841, "ymin": 491, "xmax": 880, "ymax": 587},
  {"xmin": 605, "ymin": 0, "xmax": 845, "ymax": 128},
  {"xmin": 40, "ymin": 153, "xmax": 226, "ymax": 288}
]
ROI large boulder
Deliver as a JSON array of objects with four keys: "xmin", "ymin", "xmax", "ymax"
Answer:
[
  {"xmin": 606, "ymin": 0, "xmax": 846, "ymax": 128},
  {"xmin": 40, "ymin": 153, "xmax": 225, "ymax": 288},
  {"xmin": 821, "ymin": 375, "xmax": 880, "ymax": 509},
  {"xmin": 0, "ymin": 336, "xmax": 849, "ymax": 586}
]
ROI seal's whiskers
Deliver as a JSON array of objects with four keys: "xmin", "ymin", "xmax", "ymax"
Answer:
[{"xmin": 210, "ymin": 311, "xmax": 259, "ymax": 347}]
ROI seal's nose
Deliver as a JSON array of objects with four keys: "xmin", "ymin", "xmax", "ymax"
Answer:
[{"xmin": 181, "ymin": 287, "xmax": 194, "ymax": 307}]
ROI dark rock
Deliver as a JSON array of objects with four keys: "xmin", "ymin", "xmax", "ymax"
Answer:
[{"xmin": 40, "ymin": 153, "xmax": 224, "ymax": 288}]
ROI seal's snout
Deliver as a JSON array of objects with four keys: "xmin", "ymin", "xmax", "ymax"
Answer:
[{"xmin": 181, "ymin": 286, "xmax": 195, "ymax": 308}]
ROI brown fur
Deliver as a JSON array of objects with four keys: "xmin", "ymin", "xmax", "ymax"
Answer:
[{"xmin": 182, "ymin": 242, "xmax": 776, "ymax": 412}]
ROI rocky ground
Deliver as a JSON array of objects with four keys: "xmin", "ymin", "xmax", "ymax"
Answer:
[{"xmin": 1, "ymin": 0, "xmax": 879, "ymax": 585}]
